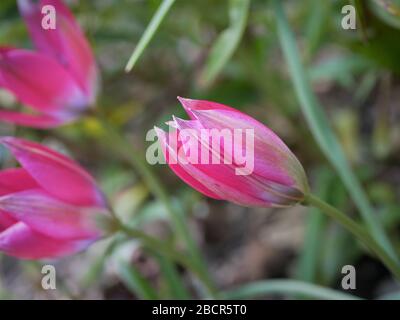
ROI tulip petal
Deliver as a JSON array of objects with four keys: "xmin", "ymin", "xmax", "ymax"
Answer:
[
  {"xmin": 0, "ymin": 48, "xmax": 87, "ymax": 116},
  {"xmin": 177, "ymin": 97, "xmax": 235, "ymax": 120},
  {"xmin": 188, "ymin": 108, "xmax": 308, "ymax": 192},
  {"xmin": 158, "ymin": 124, "xmax": 285, "ymax": 207},
  {"xmin": 18, "ymin": 0, "xmax": 98, "ymax": 100},
  {"xmin": 0, "ymin": 137, "xmax": 106, "ymax": 207},
  {"xmin": 0, "ymin": 168, "xmax": 38, "ymax": 196},
  {"xmin": 155, "ymin": 127, "xmax": 222, "ymax": 200},
  {"xmin": 183, "ymin": 130, "xmax": 289, "ymax": 205},
  {"xmin": 0, "ymin": 110, "xmax": 71, "ymax": 128},
  {"xmin": 161, "ymin": 98, "xmax": 308, "ymax": 207},
  {"xmin": 178, "ymin": 97, "xmax": 292, "ymax": 154},
  {"xmin": 0, "ymin": 189, "xmax": 104, "ymax": 240},
  {"xmin": 168, "ymin": 117, "xmax": 304, "ymax": 206},
  {"xmin": 178, "ymin": 98, "xmax": 304, "ymax": 186},
  {"xmin": 0, "ymin": 222, "xmax": 93, "ymax": 259},
  {"xmin": 0, "ymin": 211, "xmax": 16, "ymax": 232},
  {"xmin": 0, "ymin": 168, "xmax": 36, "ymax": 231}
]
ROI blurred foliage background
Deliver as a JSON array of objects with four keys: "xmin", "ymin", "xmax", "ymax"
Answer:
[{"xmin": 0, "ymin": 0, "xmax": 400, "ymax": 299}]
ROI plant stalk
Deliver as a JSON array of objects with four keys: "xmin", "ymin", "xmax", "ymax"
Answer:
[
  {"xmin": 95, "ymin": 115, "xmax": 217, "ymax": 298},
  {"xmin": 304, "ymin": 193, "xmax": 400, "ymax": 280}
]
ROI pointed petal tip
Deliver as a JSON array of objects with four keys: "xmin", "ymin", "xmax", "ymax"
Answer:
[
  {"xmin": 177, "ymin": 96, "xmax": 196, "ymax": 110},
  {"xmin": 154, "ymin": 126, "xmax": 166, "ymax": 138},
  {"xmin": 165, "ymin": 120, "xmax": 177, "ymax": 128},
  {"xmin": 176, "ymin": 96, "xmax": 186, "ymax": 103},
  {"xmin": 171, "ymin": 115, "xmax": 192, "ymax": 129}
]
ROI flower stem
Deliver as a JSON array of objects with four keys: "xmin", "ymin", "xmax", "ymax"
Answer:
[
  {"xmin": 95, "ymin": 116, "xmax": 217, "ymax": 298},
  {"xmin": 112, "ymin": 217, "xmax": 217, "ymax": 297},
  {"xmin": 304, "ymin": 193, "xmax": 400, "ymax": 280}
]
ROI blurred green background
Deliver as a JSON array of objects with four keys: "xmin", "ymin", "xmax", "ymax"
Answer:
[{"xmin": 0, "ymin": 0, "xmax": 400, "ymax": 299}]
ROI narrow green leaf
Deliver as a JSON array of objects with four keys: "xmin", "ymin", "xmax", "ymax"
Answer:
[
  {"xmin": 125, "ymin": 0, "xmax": 176, "ymax": 72},
  {"xmin": 118, "ymin": 261, "xmax": 159, "ymax": 300},
  {"xmin": 200, "ymin": 0, "xmax": 250, "ymax": 86},
  {"xmin": 223, "ymin": 279, "xmax": 362, "ymax": 300},
  {"xmin": 368, "ymin": 0, "xmax": 400, "ymax": 29},
  {"xmin": 303, "ymin": 0, "xmax": 331, "ymax": 61},
  {"xmin": 156, "ymin": 253, "xmax": 190, "ymax": 299},
  {"xmin": 272, "ymin": 0, "xmax": 398, "ymax": 262},
  {"xmin": 81, "ymin": 236, "xmax": 122, "ymax": 288}
]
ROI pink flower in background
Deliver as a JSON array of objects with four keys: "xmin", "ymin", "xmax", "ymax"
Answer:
[
  {"xmin": 0, "ymin": 0, "xmax": 98, "ymax": 128},
  {"xmin": 155, "ymin": 97, "xmax": 308, "ymax": 208},
  {"xmin": 0, "ymin": 137, "xmax": 107, "ymax": 259}
]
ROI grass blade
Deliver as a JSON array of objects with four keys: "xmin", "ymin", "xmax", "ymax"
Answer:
[
  {"xmin": 118, "ymin": 261, "xmax": 159, "ymax": 300},
  {"xmin": 200, "ymin": 0, "xmax": 250, "ymax": 86},
  {"xmin": 272, "ymin": 0, "xmax": 398, "ymax": 262},
  {"xmin": 155, "ymin": 253, "xmax": 190, "ymax": 299},
  {"xmin": 125, "ymin": 0, "xmax": 176, "ymax": 72},
  {"xmin": 223, "ymin": 279, "xmax": 362, "ymax": 300}
]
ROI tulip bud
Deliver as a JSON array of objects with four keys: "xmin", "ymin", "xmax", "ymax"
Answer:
[
  {"xmin": 0, "ymin": 137, "xmax": 108, "ymax": 259},
  {"xmin": 0, "ymin": 0, "xmax": 98, "ymax": 128},
  {"xmin": 155, "ymin": 97, "xmax": 308, "ymax": 208}
]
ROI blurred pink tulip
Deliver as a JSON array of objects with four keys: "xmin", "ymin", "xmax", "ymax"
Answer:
[
  {"xmin": 0, "ymin": 0, "xmax": 98, "ymax": 128},
  {"xmin": 155, "ymin": 97, "xmax": 308, "ymax": 208},
  {"xmin": 0, "ymin": 137, "xmax": 107, "ymax": 259}
]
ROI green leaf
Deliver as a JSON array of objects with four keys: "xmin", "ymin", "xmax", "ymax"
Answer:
[
  {"xmin": 272, "ymin": 0, "xmax": 398, "ymax": 263},
  {"xmin": 222, "ymin": 279, "xmax": 362, "ymax": 300},
  {"xmin": 368, "ymin": 0, "xmax": 400, "ymax": 29},
  {"xmin": 155, "ymin": 253, "xmax": 190, "ymax": 299},
  {"xmin": 118, "ymin": 260, "xmax": 159, "ymax": 300},
  {"xmin": 200, "ymin": 0, "xmax": 250, "ymax": 86},
  {"xmin": 125, "ymin": 0, "xmax": 176, "ymax": 72}
]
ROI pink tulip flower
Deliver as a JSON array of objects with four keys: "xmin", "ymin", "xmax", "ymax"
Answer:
[
  {"xmin": 155, "ymin": 97, "xmax": 309, "ymax": 208},
  {"xmin": 0, "ymin": 0, "xmax": 98, "ymax": 128},
  {"xmin": 0, "ymin": 137, "xmax": 107, "ymax": 259}
]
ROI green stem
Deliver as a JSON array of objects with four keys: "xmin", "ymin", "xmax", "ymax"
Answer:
[
  {"xmin": 96, "ymin": 116, "xmax": 217, "ymax": 298},
  {"xmin": 113, "ymin": 218, "xmax": 216, "ymax": 296},
  {"xmin": 304, "ymin": 193, "xmax": 400, "ymax": 280},
  {"xmin": 118, "ymin": 260, "xmax": 159, "ymax": 299}
]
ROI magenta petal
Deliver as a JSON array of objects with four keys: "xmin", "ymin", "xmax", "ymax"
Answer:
[
  {"xmin": 160, "ymin": 98, "xmax": 308, "ymax": 207},
  {"xmin": 0, "ymin": 137, "xmax": 106, "ymax": 207},
  {"xmin": 155, "ymin": 127, "xmax": 222, "ymax": 200},
  {"xmin": 0, "ymin": 168, "xmax": 38, "ymax": 196},
  {"xmin": 0, "ymin": 110, "xmax": 71, "ymax": 128},
  {"xmin": 0, "ymin": 48, "xmax": 87, "ymax": 116},
  {"xmin": 0, "ymin": 222, "xmax": 93, "ymax": 259},
  {"xmin": 18, "ymin": 0, "xmax": 98, "ymax": 100},
  {"xmin": 188, "ymin": 108, "xmax": 307, "ymax": 190},
  {"xmin": 0, "ymin": 189, "xmax": 103, "ymax": 240},
  {"xmin": 0, "ymin": 169, "xmax": 36, "ymax": 231},
  {"xmin": 0, "ymin": 211, "xmax": 17, "ymax": 232},
  {"xmin": 177, "ymin": 97, "xmax": 235, "ymax": 120},
  {"xmin": 157, "ymin": 126, "xmax": 277, "ymax": 207},
  {"xmin": 177, "ymin": 98, "xmax": 301, "ymax": 185}
]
